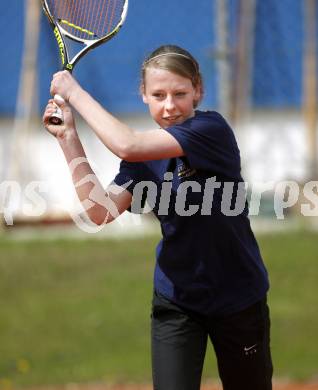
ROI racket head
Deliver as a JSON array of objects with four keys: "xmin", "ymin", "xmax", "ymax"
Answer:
[{"xmin": 41, "ymin": 0, "xmax": 128, "ymax": 69}]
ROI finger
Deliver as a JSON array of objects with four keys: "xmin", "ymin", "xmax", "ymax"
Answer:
[
  {"xmin": 43, "ymin": 113, "xmax": 54, "ymax": 124},
  {"xmin": 54, "ymin": 94, "xmax": 66, "ymax": 106},
  {"xmin": 44, "ymin": 104, "xmax": 52, "ymax": 113},
  {"xmin": 45, "ymin": 103, "xmax": 55, "ymax": 112},
  {"xmin": 53, "ymin": 70, "xmax": 68, "ymax": 79},
  {"xmin": 50, "ymin": 83, "xmax": 55, "ymax": 97},
  {"xmin": 46, "ymin": 108, "xmax": 56, "ymax": 116},
  {"xmin": 44, "ymin": 103, "xmax": 59, "ymax": 115},
  {"xmin": 53, "ymin": 71, "xmax": 63, "ymax": 78}
]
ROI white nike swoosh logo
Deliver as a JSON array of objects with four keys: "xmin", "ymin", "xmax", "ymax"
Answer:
[{"xmin": 244, "ymin": 344, "xmax": 257, "ymax": 351}]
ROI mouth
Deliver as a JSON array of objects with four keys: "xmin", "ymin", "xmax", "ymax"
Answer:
[{"xmin": 163, "ymin": 115, "xmax": 182, "ymax": 124}]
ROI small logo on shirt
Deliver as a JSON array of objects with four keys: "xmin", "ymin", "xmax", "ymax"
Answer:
[{"xmin": 177, "ymin": 162, "xmax": 196, "ymax": 178}]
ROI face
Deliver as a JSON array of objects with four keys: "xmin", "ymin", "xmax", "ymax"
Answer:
[{"xmin": 142, "ymin": 67, "xmax": 201, "ymax": 129}]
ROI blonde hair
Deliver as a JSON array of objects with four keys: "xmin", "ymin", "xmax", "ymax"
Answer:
[{"xmin": 141, "ymin": 45, "xmax": 204, "ymax": 108}]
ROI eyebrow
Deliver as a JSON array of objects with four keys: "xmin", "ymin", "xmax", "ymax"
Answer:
[{"xmin": 149, "ymin": 85, "xmax": 190, "ymax": 92}]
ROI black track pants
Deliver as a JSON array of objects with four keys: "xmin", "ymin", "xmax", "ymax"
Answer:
[{"xmin": 151, "ymin": 291, "xmax": 273, "ymax": 390}]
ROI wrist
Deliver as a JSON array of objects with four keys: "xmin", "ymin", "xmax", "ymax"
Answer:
[
  {"xmin": 56, "ymin": 127, "xmax": 78, "ymax": 144},
  {"xmin": 69, "ymin": 84, "xmax": 84, "ymax": 105}
]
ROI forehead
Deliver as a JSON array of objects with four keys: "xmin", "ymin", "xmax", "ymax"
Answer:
[{"xmin": 143, "ymin": 67, "xmax": 193, "ymax": 90}]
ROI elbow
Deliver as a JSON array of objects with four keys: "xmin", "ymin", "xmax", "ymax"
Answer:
[
  {"xmin": 90, "ymin": 215, "xmax": 113, "ymax": 226},
  {"xmin": 117, "ymin": 143, "xmax": 135, "ymax": 162},
  {"xmin": 90, "ymin": 216, "xmax": 106, "ymax": 226},
  {"xmin": 88, "ymin": 207, "xmax": 114, "ymax": 226},
  {"xmin": 116, "ymin": 134, "xmax": 140, "ymax": 162}
]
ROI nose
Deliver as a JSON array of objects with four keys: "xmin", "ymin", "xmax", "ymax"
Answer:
[{"xmin": 164, "ymin": 95, "xmax": 176, "ymax": 112}]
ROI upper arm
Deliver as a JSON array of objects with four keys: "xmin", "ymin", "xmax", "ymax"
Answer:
[{"xmin": 122, "ymin": 129, "xmax": 184, "ymax": 162}]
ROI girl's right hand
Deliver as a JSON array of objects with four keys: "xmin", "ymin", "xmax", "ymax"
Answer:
[{"xmin": 42, "ymin": 98, "xmax": 76, "ymax": 139}]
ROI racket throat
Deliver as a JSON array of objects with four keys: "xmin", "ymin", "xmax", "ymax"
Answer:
[{"xmin": 57, "ymin": 26, "xmax": 96, "ymax": 70}]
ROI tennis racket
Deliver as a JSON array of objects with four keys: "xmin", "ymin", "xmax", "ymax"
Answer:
[{"xmin": 41, "ymin": 0, "xmax": 128, "ymax": 125}]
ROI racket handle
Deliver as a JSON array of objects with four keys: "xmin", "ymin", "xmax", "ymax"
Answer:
[{"xmin": 49, "ymin": 94, "xmax": 65, "ymax": 125}]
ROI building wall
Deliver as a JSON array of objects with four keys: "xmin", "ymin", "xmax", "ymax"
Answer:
[{"xmin": 0, "ymin": 0, "xmax": 307, "ymax": 116}]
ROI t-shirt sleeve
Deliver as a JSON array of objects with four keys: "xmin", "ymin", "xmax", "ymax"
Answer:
[
  {"xmin": 113, "ymin": 160, "xmax": 143, "ymax": 195},
  {"xmin": 113, "ymin": 160, "xmax": 150, "ymax": 214},
  {"xmin": 166, "ymin": 112, "xmax": 242, "ymax": 179}
]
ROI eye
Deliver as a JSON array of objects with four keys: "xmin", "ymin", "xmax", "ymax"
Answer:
[
  {"xmin": 152, "ymin": 92, "xmax": 164, "ymax": 99},
  {"xmin": 175, "ymin": 92, "xmax": 187, "ymax": 97}
]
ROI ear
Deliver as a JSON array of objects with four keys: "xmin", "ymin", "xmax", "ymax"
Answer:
[
  {"xmin": 140, "ymin": 84, "xmax": 149, "ymax": 104},
  {"xmin": 194, "ymin": 84, "xmax": 202, "ymax": 102}
]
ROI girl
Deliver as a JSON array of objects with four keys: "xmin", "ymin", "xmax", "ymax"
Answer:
[{"xmin": 43, "ymin": 45, "xmax": 273, "ymax": 390}]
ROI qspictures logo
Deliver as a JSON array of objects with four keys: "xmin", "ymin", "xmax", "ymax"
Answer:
[{"xmin": 1, "ymin": 158, "xmax": 318, "ymax": 233}]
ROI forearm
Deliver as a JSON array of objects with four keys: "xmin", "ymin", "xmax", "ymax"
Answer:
[
  {"xmin": 58, "ymin": 130, "xmax": 113, "ymax": 224},
  {"xmin": 69, "ymin": 87, "xmax": 136, "ymax": 160},
  {"xmin": 49, "ymin": 70, "xmax": 184, "ymax": 162}
]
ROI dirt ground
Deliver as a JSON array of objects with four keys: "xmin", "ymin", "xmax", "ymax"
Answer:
[{"xmin": 27, "ymin": 382, "xmax": 318, "ymax": 390}]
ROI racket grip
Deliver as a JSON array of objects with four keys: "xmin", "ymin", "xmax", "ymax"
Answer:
[{"xmin": 49, "ymin": 94, "xmax": 65, "ymax": 125}]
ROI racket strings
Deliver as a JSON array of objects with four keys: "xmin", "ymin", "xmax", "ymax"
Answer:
[{"xmin": 46, "ymin": 0, "xmax": 126, "ymax": 40}]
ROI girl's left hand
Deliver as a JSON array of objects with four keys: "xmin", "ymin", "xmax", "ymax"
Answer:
[
  {"xmin": 43, "ymin": 98, "xmax": 76, "ymax": 139},
  {"xmin": 50, "ymin": 70, "xmax": 81, "ymax": 102}
]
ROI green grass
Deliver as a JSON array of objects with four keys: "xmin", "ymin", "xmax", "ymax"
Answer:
[
  {"xmin": 0, "ymin": 231, "xmax": 317, "ymax": 387},
  {"xmin": 258, "ymin": 231, "xmax": 318, "ymax": 380}
]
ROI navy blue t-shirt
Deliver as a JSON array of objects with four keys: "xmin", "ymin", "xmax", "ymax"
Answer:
[{"xmin": 113, "ymin": 110, "xmax": 269, "ymax": 316}]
